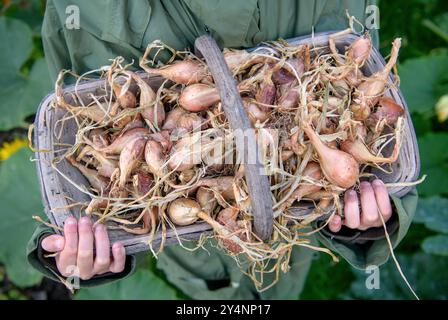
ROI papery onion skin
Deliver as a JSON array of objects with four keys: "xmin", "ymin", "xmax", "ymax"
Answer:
[
  {"xmin": 168, "ymin": 198, "xmax": 201, "ymax": 226},
  {"xmin": 179, "ymin": 84, "xmax": 221, "ymax": 112},
  {"xmin": 303, "ymin": 124, "xmax": 359, "ymax": 188}
]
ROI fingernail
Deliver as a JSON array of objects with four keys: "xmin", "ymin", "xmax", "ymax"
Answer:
[
  {"xmin": 360, "ymin": 181, "xmax": 370, "ymax": 188},
  {"xmin": 55, "ymin": 238, "xmax": 64, "ymax": 250},
  {"xmin": 80, "ymin": 217, "xmax": 91, "ymax": 225},
  {"xmin": 95, "ymin": 223, "xmax": 105, "ymax": 233},
  {"xmin": 372, "ymin": 179, "xmax": 384, "ymax": 187},
  {"xmin": 65, "ymin": 217, "xmax": 77, "ymax": 226},
  {"xmin": 348, "ymin": 190, "xmax": 357, "ymax": 198}
]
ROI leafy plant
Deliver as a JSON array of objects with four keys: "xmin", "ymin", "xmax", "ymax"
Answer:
[
  {"xmin": 0, "ymin": 16, "xmax": 51, "ymax": 130},
  {"xmin": 0, "ymin": 147, "xmax": 43, "ymax": 287}
]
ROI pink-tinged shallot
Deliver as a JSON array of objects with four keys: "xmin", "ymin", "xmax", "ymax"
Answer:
[
  {"xmin": 303, "ymin": 123, "xmax": 359, "ymax": 188},
  {"xmin": 255, "ymin": 72, "xmax": 276, "ymax": 108},
  {"xmin": 196, "ymin": 176, "xmax": 235, "ymax": 201},
  {"xmin": 97, "ymin": 128, "xmax": 149, "ymax": 154},
  {"xmin": 76, "ymin": 146, "xmax": 117, "ymax": 178},
  {"xmin": 162, "ymin": 107, "xmax": 187, "ymax": 131},
  {"xmin": 121, "ymin": 207, "xmax": 158, "ymax": 235},
  {"xmin": 278, "ymin": 84, "xmax": 299, "ymax": 111},
  {"xmin": 356, "ymin": 38, "xmax": 401, "ymax": 106},
  {"xmin": 280, "ymin": 162, "xmax": 323, "ymax": 211},
  {"xmin": 149, "ymin": 130, "xmax": 172, "ymax": 153},
  {"xmin": 66, "ymin": 156, "xmax": 109, "ymax": 191},
  {"xmin": 340, "ymin": 138, "xmax": 400, "ymax": 164},
  {"xmin": 118, "ymin": 137, "xmax": 146, "ymax": 188},
  {"xmin": 196, "ymin": 187, "xmax": 218, "ymax": 214},
  {"xmin": 243, "ymin": 98, "xmax": 269, "ymax": 124},
  {"xmin": 140, "ymin": 59, "xmax": 209, "ymax": 84},
  {"xmin": 167, "ymin": 135, "xmax": 202, "ymax": 172},
  {"xmin": 179, "ymin": 84, "xmax": 221, "ymax": 112},
  {"xmin": 144, "ymin": 140, "xmax": 166, "ymax": 177},
  {"xmin": 272, "ymin": 58, "xmax": 305, "ymax": 85},
  {"xmin": 125, "ymin": 71, "xmax": 165, "ymax": 127},
  {"xmin": 366, "ymin": 96, "xmax": 405, "ymax": 128},
  {"xmin": 347, "ymin": 33, "xmax": 372, "ymax": 66},
  {"xmin": 132, "ymin": 171, "xmax": 154, "ymax": 196},
  {"xmin": 89, "ymin": 128, "xmax": 110, "ymax": 149}
]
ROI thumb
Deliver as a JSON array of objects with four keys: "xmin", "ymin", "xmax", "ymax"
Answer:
[{"xmin": 41, "ymin": 234, "xmax": 65, "ymax": 253}]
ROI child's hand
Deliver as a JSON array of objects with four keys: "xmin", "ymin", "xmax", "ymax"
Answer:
[
  {"xmin": 328, "ymin": 179, "xmax": 393, "ymax": 233},
  {"xmin": 41, "ymin": 216, "xmax": 126, "ymax": 280}
]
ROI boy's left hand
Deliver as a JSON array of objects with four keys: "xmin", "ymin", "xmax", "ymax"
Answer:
[{"xmin": 328, "ymin": 179, "xmax": 393, "ymax": 233}]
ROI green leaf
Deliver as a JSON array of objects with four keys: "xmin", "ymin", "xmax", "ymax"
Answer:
[
  {"xmin": 0, "ymin": 147, "xmax": 43, "ymax": 287},
  {"xmin": 0, "ymin": 17, "xmax": 52, "ymax": 130},
  {"xmin": 348, "ymin": 253, "xmax": 448, "ymax": 300},
  {"xmin": 422, "ymin": 235, "xmax": 448, "ymax": 256},
  {"xmin": 74, "ymin": 268, "xmax": 179, "ymax": 300},
  {"xmin": 414, "ymin": 196, "xmax": 448, "ymax": 233},
  {"xmin": 399, "ymin": 54, "xmax": 448, "ymax": 115},
  {"xmin": 301, "ymin": 254, "xmax": 354, "ymax": 299},
  {"xmin": 0, "ymin": 17, "xmax": 33, "ymax": 71},
  {"xmin": 416, "ymin": 133, "xmax": 448, "ymax": 196}
]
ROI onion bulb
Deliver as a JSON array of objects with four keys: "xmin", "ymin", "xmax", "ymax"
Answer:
[
  {"xmin": 303, "ymin": 123, "xmax": 359, "ymax": 188},
  {"xmin": 179, "ymin": 84, "xmax": 221, "ymax": 112},
  {"xmin": 168, "ymin": 198, "xmax": 201, "ymax": 226},
  {"xmin": 141, "ymin": 59, "xmax": 209, "ymax": 84}
]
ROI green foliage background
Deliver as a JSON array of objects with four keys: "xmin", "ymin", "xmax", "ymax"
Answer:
[{"xmin": 0, "ymin": 0, "xmax": 447, "ymax": 300}]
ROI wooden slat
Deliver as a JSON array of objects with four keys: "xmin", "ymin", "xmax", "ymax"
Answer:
[{"xmin": 195, "ymin": 35, "xmax": 274, "ymax": 241}]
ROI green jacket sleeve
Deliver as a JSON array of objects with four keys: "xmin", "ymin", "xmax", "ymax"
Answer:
[
  {"xmin": 26, "ymin": 223, "xmax": 138, "ymax": 288},
  {"xmin": 315, "ymin": 188, "xmax": 418, "ymax": 269}
]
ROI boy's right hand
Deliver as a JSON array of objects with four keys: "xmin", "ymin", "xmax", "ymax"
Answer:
[{"xmin": 41, "ymin": 216, "xmax": 126, "ymax": 280}]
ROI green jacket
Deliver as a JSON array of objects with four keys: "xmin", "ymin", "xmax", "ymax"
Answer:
[{"xmin": 27, "ymin": 0, "xmax": 419, "ymax": 300}]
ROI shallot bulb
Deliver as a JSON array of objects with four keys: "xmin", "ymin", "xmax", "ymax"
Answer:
[
  {"xmin": 196, "ymin": 187, "xmax": 218, "ymax": 214},
  {"xmin": 347, "ymin": 33, "xmax": 372, "ymax": 66},
  {"xmin": 168, "ymin": 198, "xmax": 202, "ymax": 226},
  {"xmin": 76, "ymin": 146, "xmax": 117, "ymax": 178},
  {"xmin": 132, "ymin": 171, "xmax": 154, "ymax": 197},
  {"xmin": 121, "ymin": 207, "xmax": 158, "ymax": 235},
  {"xmin": 340, "ymin": 138, "xmax": 400, "ymax": 164},
  {"xmin": 366, "ymin": 96, "xmax": 405, "ymax": 129},
  {"xmin": 278, "ymin": 84, "xmax": 299, "ymax": 111},
  {"xmin": 140, "ymin": 59, "xmax": 209, "ymax": 85},
  {"xmin": 66, "ymin": 156, "xmax": 109, "ymax": 191},
  {"xmin": 162, "ymin": 107, "xmax": 186, "ymax": 131},
  {"xmin": 356, "ymin": 38, "xmax": 402, "ymax": 106},
  {"xmin": 280, "ymin": 162, "xmax": 323, "ymax": 211},
  {"xmin": 167, "ymin": 135, "xmax": 202, "ymax": 172},
  {"xmin": 97, "ymin": 128, "xmax": 149, "ymax": 154},
  {"xmin": 118, "ymin": 137, "xmax": 147, "ymax": 188},
  {"xmin": 272, "ymin": 58, "xmax": 305, "ymax": 85},
  {"xmin": 144, "ymin": 140, "xmax": 166, "ymax": 177},
  {"xmin": 303, "ymin": 123, "xmax": 359, "ymax": 188},
  {"xmin": 179, "ymin": 84, "xmax": 221, "ymax": 112},
  {"xmin": 196, "ymin": 176, "xmax": 235, "ymax": 201},
  {"xmin": 243, "ymin": 98, "xmax": 269, "ymax": 124},
  {"xmin": 125, "ymin": 71, "xmax": 165, "ymax": 127},
  {"xmin": 89, "ymin": 128, "xmax": 110, "ymax": 149}
]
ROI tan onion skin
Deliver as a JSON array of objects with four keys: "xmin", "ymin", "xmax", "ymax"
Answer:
[
  {"xmin": 303, "ymin": 124, "xmax": 359, "ymax": 188},
  {"xmin": 196, "ymin": 187, "xmax": 218, "ymax": 214},
  {"xmin": 179, "ymin": 84, "xmax": 221, "ymax": 112},
  {"xmin": 366, "ymin": 96, "xmax": 405, "ymax": 128},
  {"xmin": 168, "ymin": 198, "xmax": 201, "ymax": 226},
  {"xmin": 144, "ymin": 60, "xmax": 209, "ymax": 85},
  {"xmin": 144, "ymin": 140, "xmax": 166, "ymax": 177},
  {"xmin": 340, "ymin": 138, "xmax": 399, "ymax": 164},
  {"xmin": 118, "ymin": 137, "xmax": 146, "ymax": 188},
  {"xmin": 98, "ymin": 127, "xmax": 149, "ymax": 154},
  {"xmin": 281, "ymin": 162, "xmax": 323, "ymax": 210},
  {"xmin": 347, "ymin": 34, "xmax": 372, "ymax": 65},
  {"xmin": 162, "ymin": 107, "xmax": 186, "ymax": 131}
]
